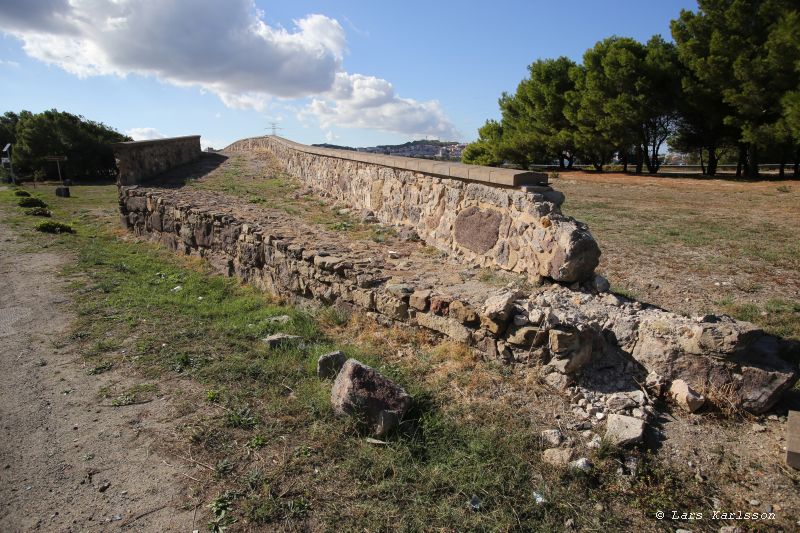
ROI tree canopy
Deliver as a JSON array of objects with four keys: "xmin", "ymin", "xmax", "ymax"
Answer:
[
  {"xmin": 1, "ymin": 109, "xmax": 131, "ymax": 180},
  {"xmin": 464, "ymin": 0, "xmax": 800, "ymax": 177}
]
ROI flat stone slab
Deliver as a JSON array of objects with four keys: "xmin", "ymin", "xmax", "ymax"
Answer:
[
  {"xmin": 605, "ymin": 414, "xmax": 645, "ymax": 447},
  {"xmin": 262, "ymin": 333, "xmax": 301, "ymax": 349}
]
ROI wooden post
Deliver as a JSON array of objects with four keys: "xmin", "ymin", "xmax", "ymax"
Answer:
[{"xmin": 788, "ymin": 410, "xmax": 800, "ymax": 470}]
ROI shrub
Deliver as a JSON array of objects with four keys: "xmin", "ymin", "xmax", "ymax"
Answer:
[
  {"xmin": 14, "ymin": 190, "xmax": 31, "ymax": 197},
  {"xmin": 18, "ymin": 197, "xmax": 47, "ymax": 208},
  {"xmin": 35, "ymin": 221, "xmax": 75, "ymax": 234},
  {"xmin": 24, "ymin": 207, "xmax": 51, "ymax": 217}
]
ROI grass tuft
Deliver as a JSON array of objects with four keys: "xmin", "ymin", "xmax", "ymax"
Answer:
[
  {"xmin": 18, "ymin": 196, "xmax": 47, "ymax": 208},
  {"xmin": 35, "ymin": 220, "xmax": 75, "ymax": 234}
]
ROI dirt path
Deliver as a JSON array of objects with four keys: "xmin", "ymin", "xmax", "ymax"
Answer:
[{"xmin": 0, "ymin": 217, "xmax": 198, "ymax": 532}]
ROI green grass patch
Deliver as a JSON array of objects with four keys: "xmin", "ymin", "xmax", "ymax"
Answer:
[{"xmin": 719, "ymin": 297, "xmax": 800, "ymax": 339}]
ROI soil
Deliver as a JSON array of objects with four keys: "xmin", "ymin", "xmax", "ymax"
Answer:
[{"xmin": 0, "ymin": 217, "xmax": 199, "ymax": 532}]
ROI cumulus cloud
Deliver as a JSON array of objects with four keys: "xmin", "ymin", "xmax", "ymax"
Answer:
[
  {"xmin": 306, "ymin": 72, "xmax": 459, "ymax": 139},
  {"xmin": 0, "ymin": 0, "xmax": 457, "ymax": 138},
  {"xmin": 126, "ymin": 127, "xmax": 219, "ymax": 150},
  {"xmin": 126, "ymin": 127, "xmax": 166, "ymax": 141},
  {"xmin": 0, "ymin": 0, "xmax": 345, "ymax": 108}
]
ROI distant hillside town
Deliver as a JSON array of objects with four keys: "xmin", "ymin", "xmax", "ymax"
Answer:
[{"xmin": 313, "ymin": 140, "xmax": 466, "ymax": 161}]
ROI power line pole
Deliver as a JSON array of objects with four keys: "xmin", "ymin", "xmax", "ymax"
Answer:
[{"xmin": 268, "ymin": 122, "xmax": 283, "ymax": 136}]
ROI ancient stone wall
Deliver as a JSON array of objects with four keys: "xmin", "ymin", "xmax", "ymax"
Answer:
[
  {"xmin": 226, "ymin": 136, "xmax": 600, "ymax": 283},
  {"xmin": 118, "ymin": 186, "xmax": 798, "ymax": 414},
  {"xmin": 114, "ymin": 136, "xmax": 201, "ymax": 186}
]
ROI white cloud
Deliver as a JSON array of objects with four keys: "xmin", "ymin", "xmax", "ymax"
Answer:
[
  {"xmin": 0, "ymin": 0, "xmax": 345, "ymax": 104},
  {"xmin": 0, "ymin": 59, "xmax": 20, "ymax": 67},
  {"xmin": 324, "ymin": 130, "xmax": 339, "ymax": 142},
  {"xmin": 201, "ymin": 137, "xmax": 222, "ymax": 151},
  {"xmin": 126, "ymin": 127, "xmax": 166, "ymax": 141},
  {"xmin": 306, "ymin": 72, "xmax": 459, "ymax": 139},
  {"xmin": 0, "ymin": 0, "xmax": 457, "ymax": 139}
]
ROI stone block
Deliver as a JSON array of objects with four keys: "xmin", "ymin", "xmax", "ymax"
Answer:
[
  {"xmin": 542, "ymin": 447, "xmax": 574, "ymax": 466},
  {"xmin": 409, "ymin": 290, "xmax": 431, "ymax": 311},
  {"xmin": 448, "ymin": 300, "xmax": 479, "ymax": 325},
  {"xmin": 454, "ymin": 206, "xmax": 502, "ymax": 254},
  {"xmin": 787, "ymin": 410, "xmax": 800, "ymax": 470},
  {"xmin": 605, "ymin": 414, "xmax": 645, "ymax": 447},
  {"xmin": 374, "ymin": 293, "xmax": 408, "ymax": 320},
  {"xmin": 480, "ymin": 290, "xmax": 518, "ymax": 335},
  {"xmin": 317, "ymin": 350, "xmax": 347, "ymax": 379},
  {"xmin": 416, "ymin": 312, "xmax": 472, "ymax": 344},
  {"xmin": 549, "ymin": 328, "xmax": 580, "ymax": 354}
]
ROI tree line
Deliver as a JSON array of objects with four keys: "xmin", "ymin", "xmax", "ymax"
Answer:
[
  {"xmin": 1, "ymin": 109, "xmax": 130, "ymax": 181},
  {"xmin": 463, "ymin": 0, "xmax": 800, "ymax": 178}
]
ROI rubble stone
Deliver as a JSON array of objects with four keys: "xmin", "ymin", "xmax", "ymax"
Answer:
[
  {"xmin": 605, "ymin": 414, "xmax": 645, "ymax": 447},
  {"xmin": 669, "ymin": 379, "xmax": 705, "ymax": 413},
  {"xmin": 331, "ymin": 359, "xmax": 412, "ymax": 437}
]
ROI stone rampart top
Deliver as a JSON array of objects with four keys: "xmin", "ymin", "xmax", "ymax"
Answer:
[
  {"xmin": 114, "ymin": 135, "xmax": 201, "ymax": 150},
  {"xmin": 229, "ymin": 136, "xmax": 548, "ymax": 187}
]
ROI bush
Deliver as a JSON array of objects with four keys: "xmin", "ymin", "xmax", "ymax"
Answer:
[
  {"xmin": 24, "ymin": 207, "xmax": 51, "ymax": 217},
  {"xmin": 35, "ymin": 221, "xmax": 74, "ymax": 234},
  {"xmin": 14, "ymin": 190, "xmax": 31, "ymax": 197},
  {"xmin": 18, "ymin": 197, "xmax": 47, "ymax": 208}
]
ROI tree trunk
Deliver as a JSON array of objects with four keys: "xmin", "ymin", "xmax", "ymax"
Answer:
[
  {"xmin": 593, "ymin": 153, "xmax": 605, "ymax": 172},
  {"xmin": 746, "ymin": 144, "xmax": 759, "ymax": 179},
  {"xmin": 778, "ymin": 147, "xmax": 788, "ymax": 179},
  {"xmin": 736, "ymin": 145, "xmax": 747, "ymax": 177},
  {"xmin": 566, "ymin": 153, "xmax": 574, "ymax": 169},
  {"xmin": 707, "ymin": 148, "xmax": 718, "ymax": 176},
  {"xmin": 622, "ymin": 151, "xmax": 628, "ymax": 172},
  {"xmin": 646, "ymin": 143, "xmax": 660, "ymax": 173},
  {"xmin": 559, "ymin": 156, "xmax": 566, "ymax": 169},
  {"xmin": 794, "ymin": 148, "xmax": 799, "ymax": 178},
  {"xmin": 699, "ymin": 150, "xmax": 706, "ymax": 175},
  {"xmin": 635, "ymin": 145, "xmax": 643, "ymax": 174}
]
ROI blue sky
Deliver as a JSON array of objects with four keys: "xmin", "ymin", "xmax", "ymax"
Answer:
[{"xmin": 0, "ymin": 1, "xmax": 697, "ymax": 149}]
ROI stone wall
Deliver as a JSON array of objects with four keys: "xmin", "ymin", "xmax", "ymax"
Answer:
[
  {"xmin": 226, "ymin": 136, "xmax": 600, "ymax": 283},
  {"xmin": 118, "ymin": 186, "xmax": 798, "ymax": 414},
  {"xmin": 114, "ymin": 136, "xmax": 201, "ymax": 186}
]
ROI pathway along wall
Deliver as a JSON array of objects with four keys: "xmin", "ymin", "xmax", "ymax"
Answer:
[
  {"xmin": 115, "ymin": 136, "xmax": 201, "ymax": 186},
  {"xmin": 226, "ymin": 136, "xmax": 600, "ymax": 283}
]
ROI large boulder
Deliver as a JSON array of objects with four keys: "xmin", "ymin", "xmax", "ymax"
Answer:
[
  {"xmin": 331, "ymin": 359, "xmax": 412, "ymax": 437},
  {"xmin": 631, "ymin": 313, "xmax": 798, "ymax": 414},
  {"xmin": 535, "ymin": 218, "xmax": 600, "ymax": 283}
]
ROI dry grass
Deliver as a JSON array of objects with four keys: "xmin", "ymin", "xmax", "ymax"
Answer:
[{"xmin": 558, "ymin": 171, "xmax": 800, "ymax": 339}]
